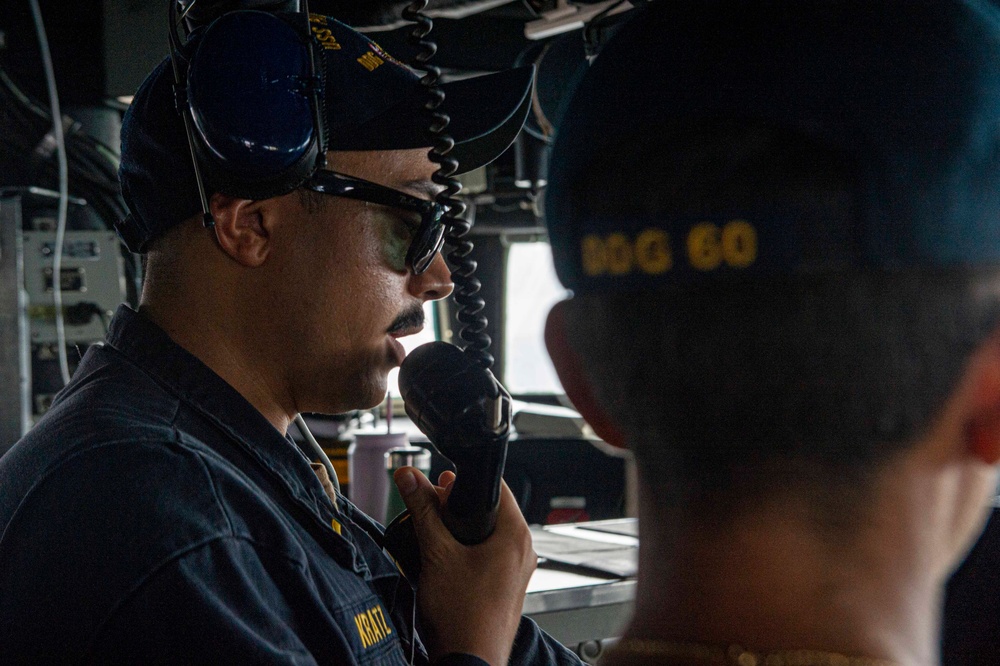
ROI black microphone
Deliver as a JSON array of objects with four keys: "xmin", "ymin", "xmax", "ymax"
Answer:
[{"xmin": 382, "ymin": 341, "xmax": 512, "ymax": 581}]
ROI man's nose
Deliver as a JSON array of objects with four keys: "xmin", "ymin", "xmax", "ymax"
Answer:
[{"xmin": 409, "ymin": 251, "xmax": 454, "ymax": 302}]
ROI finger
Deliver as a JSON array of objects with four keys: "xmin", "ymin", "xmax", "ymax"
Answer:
[
  {"xmin": 437, "ymin": 470, "xmax": 456, "ymax": 503},
  {"xmin": 437, "ymin": 470, "xmax": 456, "ymax": 488},
  {"xmin": 394, "ymin": 466, "xmax": 450, "ymax": 543},
  {"xmin": 491, "ymin": 480, "xmax": 530, "ymax": 538},
  {"xmin": 431, "ymin": 483, "xmax": 456, "ymax": 505}
]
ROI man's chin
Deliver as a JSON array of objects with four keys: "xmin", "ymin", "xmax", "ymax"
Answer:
[
  {"xmin": 304, "ymin": 359, "xmax": 392, "ymax": 414},
  {"xmin": 352, "ymin": 372, "xmax": 390, "ymax": 411}
]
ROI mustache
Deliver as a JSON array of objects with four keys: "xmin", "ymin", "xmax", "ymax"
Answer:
[{"xmin": 387, "ymin": 305, "xmax": 425, "ymax": 334}]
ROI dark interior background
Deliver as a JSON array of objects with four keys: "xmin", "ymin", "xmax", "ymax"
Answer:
[{"xmin": 0, "ymin": 0, "xmax": 628, "ymax": 388}]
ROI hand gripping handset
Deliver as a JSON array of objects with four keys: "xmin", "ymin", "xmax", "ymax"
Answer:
[{"xmin": 383, "ymin": 343, "xmax": 512, "ymax": 580}]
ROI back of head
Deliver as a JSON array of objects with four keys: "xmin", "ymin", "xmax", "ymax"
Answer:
[{"xmin": 544, "ymin": 1, "xmax": 1000, "ymax": 517}]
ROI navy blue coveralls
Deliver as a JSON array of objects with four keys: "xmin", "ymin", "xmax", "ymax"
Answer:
[{"xmin": 0, "ymin": 306, "xmax": 581, "ymax": 665}]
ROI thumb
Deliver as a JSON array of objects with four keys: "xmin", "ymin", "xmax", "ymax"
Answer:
[{"xmin": 394, "ymin": 467, "xmax": 449, "ymax": 541}]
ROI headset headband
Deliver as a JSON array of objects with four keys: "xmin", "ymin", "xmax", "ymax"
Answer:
[{"xmin": 166, "ymin": 2, "xmax": 327, "ymax": 225}]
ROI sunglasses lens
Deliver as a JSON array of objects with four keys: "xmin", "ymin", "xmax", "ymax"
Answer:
[{"xmin": 409, "ymin": 210, "xmax": 447, "ymax": 274}]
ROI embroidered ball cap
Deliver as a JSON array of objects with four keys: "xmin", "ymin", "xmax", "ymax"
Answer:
[
  {"xmin": 118, "ymin": 13, "xmax": 533, "ymax": 253},
  {"xmin": 545, "ymin": 0, "xmax": 1000, "ymax": 295}
]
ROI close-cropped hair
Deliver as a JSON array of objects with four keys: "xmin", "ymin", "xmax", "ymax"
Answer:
[{"xmin": 559, "ymin": 121, "xmax": 1000, "ymax": 523}]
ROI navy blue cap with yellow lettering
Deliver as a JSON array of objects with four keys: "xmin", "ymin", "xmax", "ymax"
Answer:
[
  {"xmin": 545, "ymin": 0, "xmax": 1000, "ymax": 295},
  {"xmin": 118, "ymin": 13, "xmax": 533, "ymax": 253}
]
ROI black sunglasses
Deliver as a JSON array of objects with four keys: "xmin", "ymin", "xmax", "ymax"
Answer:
[{"xmin": 304, "ymin": 170, "xmax": 447, "ymax": 275}]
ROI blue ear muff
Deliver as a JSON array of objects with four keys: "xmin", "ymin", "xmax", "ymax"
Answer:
[{"xmin": 186, "ymin": 11, "xmax": 325, "ymax": 200}]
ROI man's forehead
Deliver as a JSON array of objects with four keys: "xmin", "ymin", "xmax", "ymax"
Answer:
[
  {"xmin": 327, "ymin": 148, "xmax": 439, "ymax": 196},
  {"xmin": 328, "ymin": 148, "xmax": 433, "ymax": 173}
]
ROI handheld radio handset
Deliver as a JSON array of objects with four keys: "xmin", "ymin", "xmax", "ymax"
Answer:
[
  {"xmin": 383, "ymin": 341, "xmax": 512, "ymax": 580},
  {"xmin": 382, "ymin": 0, "xmax": 512, "ymax": 583}
]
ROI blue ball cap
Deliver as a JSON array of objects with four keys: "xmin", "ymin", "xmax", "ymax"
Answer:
[
  {"xmin": 546, "ymin": 0, "xmax": 1000, "ymax": 295},
  {"xmin": 118, "ymin": 13, "xmax": 533, "ymax": 253}
]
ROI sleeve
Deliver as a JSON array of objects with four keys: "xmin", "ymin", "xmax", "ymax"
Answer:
[
  {"xmin": 508, "ymin": 616, "xmax": 586, "ymax": 665},
  {"xmin": 86, "ymin": 536, "xmax": 340, "ymax": 665}
]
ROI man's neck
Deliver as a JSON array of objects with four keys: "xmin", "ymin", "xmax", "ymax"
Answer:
[
  {"xmin": 138, "ymin": 294, "xmax": 294, "ymax": 435},
  {"xmin": 620, "ymin": 492, "xmax": 940, "ymax": 666}
]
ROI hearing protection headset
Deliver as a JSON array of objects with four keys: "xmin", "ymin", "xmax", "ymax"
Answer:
[{"xmin": 167, "ymin": 1, "xmax": 328, "ymax": 221}]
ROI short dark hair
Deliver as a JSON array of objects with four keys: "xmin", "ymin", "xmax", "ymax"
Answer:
[{"xmin": 559, "ymin": 121, "xmax": 1000, "ymax": 525}]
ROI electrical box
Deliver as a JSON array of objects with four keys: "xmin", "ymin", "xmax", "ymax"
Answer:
[
  {"xmin": 0, "ymin": 189, "xmax": 127, "ymax": 454},
  {"xmin": 21, "ymin": 231, "xmax": 124, "ymax": 344}
]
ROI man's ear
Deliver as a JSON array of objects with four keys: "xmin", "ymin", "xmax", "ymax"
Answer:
[
  {"xmin": 208, "ymin": 193, "xmax": 270, "ymax": 267},
  {"xmin": 962, "ymin": 329, "xmax": 1000, "ymax": 465},
  {"xmin": 545, "ymin": 300, "xmax": 628, "ymax": 450}
]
